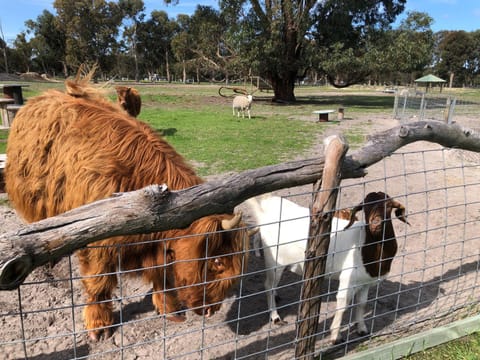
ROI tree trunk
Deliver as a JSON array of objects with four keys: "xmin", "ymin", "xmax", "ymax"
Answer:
[
  {"xmin": 165, "ymin": 49, "xmax": 171, "ymax": 83},
  {"xmin": 270, "ymin": 71, "xmax": 297, "ymax": 102}
]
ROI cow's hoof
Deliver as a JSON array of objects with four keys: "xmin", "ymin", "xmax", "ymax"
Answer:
[
  {"xmin": 88, "ymin": 327, "xmax": 112, "ymax": 342},
  {"xmin": 167, "ymin": 314, "xmax": 186, "ymax": 323}
]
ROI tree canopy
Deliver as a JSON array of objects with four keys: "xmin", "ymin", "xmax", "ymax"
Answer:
[{"xmin": 1, "ymin": 0, "xmax": 479, "ymax": 100}]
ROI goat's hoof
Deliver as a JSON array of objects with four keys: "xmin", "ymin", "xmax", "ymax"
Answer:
[
  {"xmin": 273, "ymin": 318, "xmax": 288, "ymax": 326},
  {"xmin": 357, "ymin": 328, "xmax": 369, "ymax": 337},
  {"xmin": 331, "ymin": 336, "xmax": 346, "ymax": 345}
]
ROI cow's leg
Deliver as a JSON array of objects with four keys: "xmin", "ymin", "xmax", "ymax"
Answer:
[
  {"xmin": 151, "ymin": 277, "xmax": 185, "ymax": 322},
  {"xmin": 146, "ymin": 249, "xmax": 186, "ymax": 322},
  {"xmin": 354, "ymin": 285, "xmax": 370, "ymax": 336},
  {"xmin": 77, "ymin": 249, "xmax": 117, "ymax": 341}
]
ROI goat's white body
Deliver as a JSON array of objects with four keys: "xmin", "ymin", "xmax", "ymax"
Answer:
[
  {"xmin": 232, "ymin": 95, "xmax": 253, "ymax": 119},
  {"xmin": 247, "ymin": 195, "xmax": 388, "ymax": 343}
]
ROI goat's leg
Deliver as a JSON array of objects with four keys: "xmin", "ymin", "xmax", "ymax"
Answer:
[
  {"xmin": 330, "ymin": 268, "xmax": 358, "ymax": 345},
  {"xmin": 264, "ymin": 266, "xmax": 287, "ymax": 325},
  {"xmin": 253, "ymin": 234, "xmax": 262, "ymax": 257},
  {"xmin": 329, "ymin": 285, "xmax": 353, "ymax": 344},
  {"xmin": 354, "ymin": 285, "xmax": 370, "ymax": 336}
]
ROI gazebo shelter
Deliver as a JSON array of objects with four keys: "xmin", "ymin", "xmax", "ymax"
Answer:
[{"xmin": 414, "ymin": 74, "xmax": 447, "ymax": 93}]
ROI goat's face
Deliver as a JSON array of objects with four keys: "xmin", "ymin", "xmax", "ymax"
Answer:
[
  {"xmin": 346, "ymin": 192, "xmax": 410, "ymax": 278},
  {"xmin": 348, "ymin": 192, "xmax": 409, "ymax": 234}
]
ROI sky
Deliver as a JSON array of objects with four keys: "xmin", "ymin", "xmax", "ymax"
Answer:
[{"xmin": 1, "ymin": 0, "xmax": 479, "ymax": 44}]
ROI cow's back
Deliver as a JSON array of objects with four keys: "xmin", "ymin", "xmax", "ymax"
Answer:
[{"xmin": 5, "ymin": 88, "xmax": 202, "ymax": 223}]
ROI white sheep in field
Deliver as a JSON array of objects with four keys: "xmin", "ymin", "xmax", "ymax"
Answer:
[
  {"xmin": 232, "ymin": 94, "xmax": 253, "ymax": 119},
  {"xmin": 246, "ymin": 192, "xmax": 409, "ymax": 344}
]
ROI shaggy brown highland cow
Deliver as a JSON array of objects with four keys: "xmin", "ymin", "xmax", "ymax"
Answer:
[
  {"xmin": 5, "ymin": 72, "xmax": 249, "ymax": 341},
  {"xmin": 115, "ymin": 85, "xmax": 141, "ymax": 117}
]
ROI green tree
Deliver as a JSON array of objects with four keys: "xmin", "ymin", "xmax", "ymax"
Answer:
[
  {"xmin": 188, "ymin": 6, "xmax": 234, "ymax": 82},
  {"xmin": 220, "ymin": 0, "xmax": 406, "ymax": 101},
  {"xmin": 54, "ymin": 0, "xmax": 123, "ymax": 75},
  {"xmin": 378, "ymin": 11, "xmax": 434, "ymax": 84},
  {"xmin": 469, "ymin": 30, "xmax": 480, "ymax": 86},
  {"xmin": 0, "ymin": 23, "xmax": 8, "ymax": 73},
  {"xmin": 118, "ymin": 0, "xmax": 146, "ymax": 81},
  {"xmin": 313, "ymin": 0, "xmax": 407, "ymax": 89},
  {"xmin": 171, "ymin": 15, "xmax": 193, "ymax": 83},
  {"xmin": 435, "ymin": 31, "xmax": 475, "ymax": 87},
  {"xmin": 24, "ymin": 10, "xmax": 66, "ymax": 76},
  {"xmin": 11, "ymin": 33, "xmax": 32, "ymax": 73},
  {"xmin": 137, "ymin": 10, "xmax": 177, "ymax": 81}
]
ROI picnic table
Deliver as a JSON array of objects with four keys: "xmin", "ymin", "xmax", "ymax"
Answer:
[
  {"xmin": 0, "ymin": 84, "xmax": 29, "ymax": 126},
  {"xmin": 312, "ymin": 109, "xmax": 335, "ymax": 122},
  {"xmin": 0, "ymin": 98, "xmax": 15, "ymax": 127},
  {"xmin": 0, "ymin": 84, "xmax": 29, "ymax": 105},
  {"xmin": 0, "ymin": 154, "xmax": 6, "ymax": 193}
]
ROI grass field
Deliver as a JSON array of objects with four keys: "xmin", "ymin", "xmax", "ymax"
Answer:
[
  {"xmin": 405, "ymin": 332, "xmax": 480, "ymax": 360},
  {"xmin": 0, "ymin": 82, "xmax": 400, "ymax": 174}
]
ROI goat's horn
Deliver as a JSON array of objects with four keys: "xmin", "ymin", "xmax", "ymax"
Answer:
[
  {"xmin": 345, "ymin": 205, "xmax": 362, "ymax": 229},
  {"xmin": 391, "ymin": 200, "xmax": 410, "ymax": 225},
  {"xmin": 222, "ymin": 212, "xmax": 242, "ymax": 230}
]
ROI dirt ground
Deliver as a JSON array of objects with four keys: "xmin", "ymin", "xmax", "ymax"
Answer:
[{"xmin": 0, "ymin": 113, "xmax": 479, "ymax": 359}]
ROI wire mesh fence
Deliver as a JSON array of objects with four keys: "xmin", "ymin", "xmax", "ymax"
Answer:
[
  {"xmin": 0, "ymin": 142, "xmax": 479, "ymax": 359},
  {"xmin": 393, "ymin": 89, "xmax": 480, "ymax": 123}
]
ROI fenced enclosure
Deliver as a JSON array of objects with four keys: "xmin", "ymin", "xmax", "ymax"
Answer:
[
  {"xmin": 393, "ymin": 89, "xmax": 480, "ymax": 124},
  {"xmin": 0, "ymin": 121, "xmax": 479, "ymax": 359}
]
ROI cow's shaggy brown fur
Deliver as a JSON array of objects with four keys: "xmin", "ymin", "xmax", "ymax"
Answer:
[
  {"xmin": 5, "ymin": 75, "xmax": 248, "ymax": 341},
  {"xmin": 115, "ymin": 85, "xmax": 141, "ymax": 117}
]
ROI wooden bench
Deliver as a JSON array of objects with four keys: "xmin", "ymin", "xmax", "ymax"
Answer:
[
  {"xmin": 0, "ymin": 98, "xmax": 15, "ymax": 127},
  {"xmin": 0, "ymin": 84, "xmax": 29, "ymax": 105},
  {"xmin": 312, "ymin": 109, "xmax": 335, "ymax": 122},
  {"xmin": 6, "ymin": 104, "xmax": 23, "ymax": 126},
  {"xmin": 0, "ymin": 154, "xmax": 6, "ymax": 193}
]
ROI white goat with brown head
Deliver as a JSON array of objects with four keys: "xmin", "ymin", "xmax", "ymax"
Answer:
[{"xmin": 246, "ymin": 191, "xmax": 409, "ymax": 344}]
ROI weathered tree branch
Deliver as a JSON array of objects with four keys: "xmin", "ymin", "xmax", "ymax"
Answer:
[
  {"xmin": 0, "ymin": 120, "xmax": 478, "ymax": 290},
  {"xmin": 295, "ymin": 135, "xmax": 348, "ymax": 358}
]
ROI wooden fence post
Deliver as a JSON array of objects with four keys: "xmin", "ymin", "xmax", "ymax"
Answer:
[{"xmin": 295, "ymin": 135, "xmax": 349, "ymax": 359}]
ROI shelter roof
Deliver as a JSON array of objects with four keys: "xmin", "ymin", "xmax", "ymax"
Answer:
[{"xmin": 415, "ymin": 74, "xmax": 446, "ymax": 83}]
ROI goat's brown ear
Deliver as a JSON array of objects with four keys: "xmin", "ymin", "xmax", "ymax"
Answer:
[
  {"xmin": 392, "ymin": 201, "xmax": 410, "ymax": 225},
  {"xmin": 345, "ymin": 205, "xmax": 362, "ymax": 229}
]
